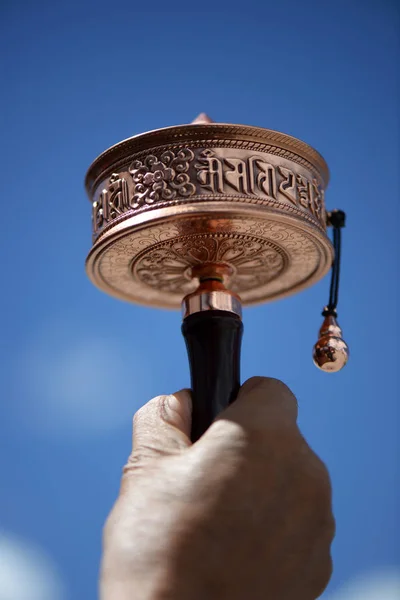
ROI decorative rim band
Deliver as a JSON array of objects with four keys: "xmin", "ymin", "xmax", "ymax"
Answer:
[{"xmin": 85, "ymin": 123, "xmax": 330, "ymax": 194}]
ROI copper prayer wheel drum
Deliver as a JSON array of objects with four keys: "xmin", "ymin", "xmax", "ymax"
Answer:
[{"xmin": 85, "ymin": 117, "xmax": 333, "ymax": 308}]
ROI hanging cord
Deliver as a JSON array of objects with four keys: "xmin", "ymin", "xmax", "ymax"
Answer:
[{"xmin": 323, "ymin": 209, "xmax": 346, "ymax": 317}]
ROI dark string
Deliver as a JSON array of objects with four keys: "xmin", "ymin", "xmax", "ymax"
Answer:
[{"xmin": 323, "ymin": 210, "xmax": 346, "ymax": 317}]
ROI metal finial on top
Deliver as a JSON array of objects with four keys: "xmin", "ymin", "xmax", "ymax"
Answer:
[{"xmin": 191, "ymin": 113, "xmax": 214, "ymax": 124}]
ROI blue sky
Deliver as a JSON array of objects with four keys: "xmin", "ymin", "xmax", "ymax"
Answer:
[{"xmin": 0, "ymin": 1, "xmax": 398, "ymax": 598}]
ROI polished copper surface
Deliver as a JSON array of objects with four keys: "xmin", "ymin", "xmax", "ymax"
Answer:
[
  {"xmin": 85, "ymin": 116, "xmax": 333, "ymax": 308},
  {"xmin": 190, "ymin": 262, "xmax": 234, "ymax": 283},
  {"xmin": 182, "ymin": 278, "xmax": 242, "ymax": 319},
  {"xmin": 313, "ymin": 314, "xmax": 349, "ymax": 372}
]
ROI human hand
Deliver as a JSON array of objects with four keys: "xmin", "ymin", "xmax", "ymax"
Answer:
[{"xmin": 100, "ymin": 377, "xmax": 335, "ymax": 600}]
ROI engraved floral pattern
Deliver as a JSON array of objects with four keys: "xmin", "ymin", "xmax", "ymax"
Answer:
[
  {"xmin": 89, "ymin": 215, "xmax": 330, "ymax": 308},
  {"xmin": 132, "ymin": 233, "xmax": 287, "ymax": 294},
  {"xmin": 129, "ymin": 149, "xmax": 196, "ymax": 208}
]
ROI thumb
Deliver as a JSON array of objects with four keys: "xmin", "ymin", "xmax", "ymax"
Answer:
[
  {"xmin": 226, "ymin": 376, "xmax": 299, "ymax": 427},
  {"xmin": 130, "ymin": 390, "xmax": 192, "ymax": 462},
  {"xmin": 201, "ymin": 376, "xmax": 298, "ymax": 444}
]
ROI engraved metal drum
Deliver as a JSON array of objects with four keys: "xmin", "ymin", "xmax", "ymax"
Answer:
[{"xmin": 85, "ymin": 121, "xmax": 333, "ymax": 308}]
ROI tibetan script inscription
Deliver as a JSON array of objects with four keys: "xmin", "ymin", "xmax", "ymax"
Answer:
[
  {"xmin": 195, "ymin": 150, "xmax": 323, "ymax": 219},
  {"xmin": 92, "ymin": 173, "xmax": 130, "ymax": 235},
  {"xmin": 92, "ymin": 148, "xmax": 324, "ymax": 238}
]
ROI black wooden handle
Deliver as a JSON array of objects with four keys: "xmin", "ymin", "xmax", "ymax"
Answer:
[{"xmin": 181, "ymin": 310, "xmax": 243, "ymax": 442}]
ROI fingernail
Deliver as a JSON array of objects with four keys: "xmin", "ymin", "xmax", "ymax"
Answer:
[
  {"xmin": 241, "ymin": 376, "xmax": 268, "ymax": 394},
  {"xmin": 168, "ymin": 389, "xmax": 192, "ymax": 416}
]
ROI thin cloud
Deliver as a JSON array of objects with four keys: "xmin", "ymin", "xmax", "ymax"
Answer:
[
  {"xmin": 0, "ymin": 533, "xmax": 66, "ymax": 600},
  {"xmin": 14, "ymin": 320, "xmax": 149, "ymax": 436},
  {"xmin": 323, "ymin": 569, "xmax": 400, "ymax": 600}
]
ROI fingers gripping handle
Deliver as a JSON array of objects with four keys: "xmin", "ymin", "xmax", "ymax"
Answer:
[{"xmin": 181, "ymin": 310, "xmax": 243, "ymax": 442}]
